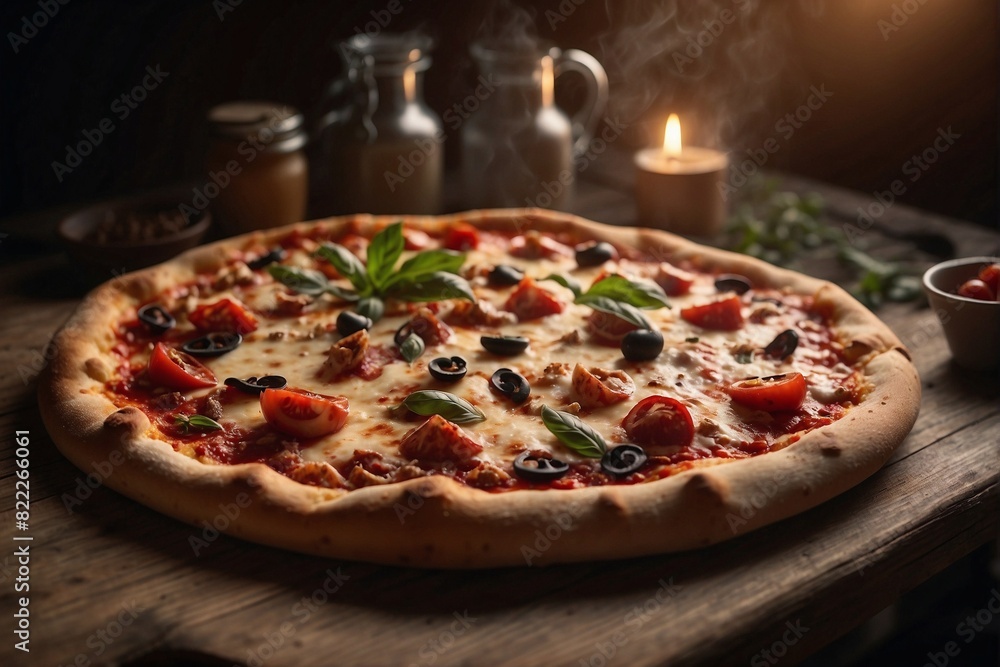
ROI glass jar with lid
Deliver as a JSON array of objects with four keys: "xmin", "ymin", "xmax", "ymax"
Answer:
[{"xmin": 205, "ymin": 101, "xmax": 308, "ymax": 234}]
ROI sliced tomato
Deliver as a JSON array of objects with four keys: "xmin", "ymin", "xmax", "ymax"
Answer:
[
  {"xmin": 728, "ymin": 373, "xmax": 807, "ymax": 412},
  {"xmin": 443, "ymin": 223, "xmax": 480, "ymax": 251},
  {"xmin": 957, "ymin": 279, "xmax": 995, "ymax": 302},
  {"xmin": 260, "ymin": 388, "xmax": 349, "ymax": 439},
  {"xmin": 654, "ymin": 263, "xmax": 695, "ymax": 297},
  {"xmin": 504, "ymin": 278, "xmax": 565, "ymax": 321},
  {"xmin": 402, "ymin": 227, "xmax": 432, "ymax": 250},
  {"xmin": 188, "ymin": 297, "xmax": 259, "ymax": 334},
  {"xmin": 681, "ymin": 295, "xmax": 744, "ymax": 331},
  {"xmin": 147, "ymin": 342, "xmax": 217, "ymax": 391},
  {"xmin": 622, "ymin": 396, "xmax": 694, "ymax": 450},
  {"xmin": 978, "ymin": 263, "xmax": 1000, "ymax": 294}
]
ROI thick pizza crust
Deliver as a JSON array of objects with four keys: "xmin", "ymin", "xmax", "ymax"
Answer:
[{"xmin": 38, "ymin": 209, "xmax": 920, "ymax": 567}]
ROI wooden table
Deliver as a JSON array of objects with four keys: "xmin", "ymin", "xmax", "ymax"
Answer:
[{"xmin": 2, "ymin": 159, "xmax": 998, "ymax": 667}]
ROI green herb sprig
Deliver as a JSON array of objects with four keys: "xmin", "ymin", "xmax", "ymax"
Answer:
[
  {"xmin": 725, "ymin": 179, "xmax": 924, "ymax": 309},
  {"xmin": 542, "ymin": 274, "xmax": 670, "ymax": 329},
  {"xmin": 174, "ymin": 414, "xmax": 224, "ymax": 434},
  {"xmin": 269, "ymin": 222, "xmax": 475, "ymax": 321}
]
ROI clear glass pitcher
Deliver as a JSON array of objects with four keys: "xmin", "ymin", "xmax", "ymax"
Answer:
[
  {"xmin": 316, "ymin": 33, "xmax": 444, "ymax": 215},
  {"xmin": 460, "ymin": 42, "xmax": 608, "ymax": 210}
]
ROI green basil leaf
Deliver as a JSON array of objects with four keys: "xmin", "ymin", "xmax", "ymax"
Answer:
[
  {"xmin": 399, "ymin": 332, "xmax": 425, "ymax": 363},
  {"xmin": 326, "ymin": 284, "xmax": 360, "ymax": 302},
  {"xmin": 356, "ymin": 296, "xmax": 385, "ymax": 322},
  {"xmin": 174, "ymin": 414, "xmax": 223, "ymax": 433},
  {"xmin": 388, "ymin": 271, "xmax": 476, "ymax": 303},
  {"xmin": 575, "ymin": 295, "xmax": 652, "ymax": 329},
  {"xmin": 366, "ymin": 222, "xmax": 405, "ymax": 290},
  {"xmin": 315, "ymin": 243, "xmax": 371, "ymax": 294},
  {"xmin": 540, "ymin": 273, "xmax": 582, "ymax": 297},
  {"xmin": 579, "ymin": 275, "xmax": 669, "ymax": 309},
  {"xmin": 540, "ymin": 406, "xmax": 606, "ymax": 458},
  {"xmin": 401, "ymin": 390, "xmax": 486, "ymax": 424},
  {"xmin": 734, "ymin": 350, "xmax": 753, "ymax": 364},
  {"xmin": 267, "ymin": 265, "xmax": 329, "ymax": 296},
  {"xmin": 386, "ymin": 249, "xmax": 466, "ymax": 288},
  {"xmin": 188, "ymin": 415, "xmax": 224, "ymax": 431}
]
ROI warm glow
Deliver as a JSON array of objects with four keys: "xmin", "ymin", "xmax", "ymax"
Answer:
[
  {"xmin": 541, "ymin": 56, "xmax": 554, "ymax": 107},
  {"xmin": 663, "ymin": 114, "xmax": 682, "ymax": 157}
]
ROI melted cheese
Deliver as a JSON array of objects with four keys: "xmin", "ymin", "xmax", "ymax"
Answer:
[{"xmin": 158, "ymin": 239, "xmax": 857, "ymax": 472}]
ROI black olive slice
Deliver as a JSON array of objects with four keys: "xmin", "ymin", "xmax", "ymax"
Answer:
[
  {"xmin": 490, "ymin": 368, "xmax": 531, "ymax": 403},
  {"xmin": 513, "ymin": 451, "xmax": 569, "ymax": 483},
  {"xmin": 429, "ymin": 356, "xmax": 468, "ymax": 382},
  {"xmin": 480, "ymin": 335, "xmax": 529, "ymax": 356},
  {"xmin": 181, "ymin": 332, "xmax": 242, "ymax": 357},
  {"xmin": 575, "ymin": 241, "xmax": 617, "ymax": 267},
  {"xmin": 224, "ymin": 375, "xmax": 287, "ymax": 395},
  {"xmin": 621, "ymin": 329, "xmax": 664, "ymax": 361},
  {"xmin": 337, "ymin": 311, "xmax": 373, "ymax": 337},
  {"xmin": 247, "ymin": 248, "xmax": 286, "ymax": 271},
  {"xmin": 714, "ymin": 274, "xmax": 753, "ymax": 295},
  {"xmin": 600, "ymin": 444, "xmax": 648, "ymax": 477},
  {"xmin": 488, "ymin": 265, "xmax": 525, "ymax": 287},
  {"xmin": 764, "ymin": 329, "xmax": 799, "ymax": 359},
  {"xmin": 137, "ymin": 304, "xmax": 175, "ymax": 335}
]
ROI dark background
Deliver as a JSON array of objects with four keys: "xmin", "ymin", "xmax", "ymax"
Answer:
[{"xmin": 0, "ymin": 0, "xmax": 996, "ymax": 225}]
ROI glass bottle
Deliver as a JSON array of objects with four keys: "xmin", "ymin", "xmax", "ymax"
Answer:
[{"xmin": 330, "ymin": 34, "xmax": 444, "ymax": 215}]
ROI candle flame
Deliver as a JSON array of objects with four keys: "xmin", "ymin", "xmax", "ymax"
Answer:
[
  {"xmin": 663, "ymin": 114, "xmax": 682, "ymax": 157},
  {"xmin": 541, "ymin": 55, "xmax": 554, "ymax": 107}
]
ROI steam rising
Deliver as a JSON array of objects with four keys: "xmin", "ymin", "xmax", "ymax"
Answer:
[
  {"xmin": 598, "ymin": 0, "xmax": 826, "ymax": 149},
  {"xmin": 477, "ymin": 0, "xmax": 540, "ymax": 50}
]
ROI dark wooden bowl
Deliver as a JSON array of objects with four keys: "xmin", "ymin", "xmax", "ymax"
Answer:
[{"xmin": 58, "ymin": 188, "xmax": 212, "ymax": 282}]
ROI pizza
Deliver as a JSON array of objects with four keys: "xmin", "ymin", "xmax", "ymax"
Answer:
[{"xmin": 39, "ymin": 209, "xmax": 920, "ymax": 567}]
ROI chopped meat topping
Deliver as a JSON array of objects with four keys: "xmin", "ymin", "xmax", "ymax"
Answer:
[
  {"xmin": 444, "ymin": 300, "xmax": 517, "ymax": 328},
  {"xmin": 274, "ymin": 291, "xmax": 312, "ymax": 315},
  {"xmin": 212, "ymin": 261, "xmax": 255, "ymax": 290},
  {"xmin": 286, "ymin": 461, "xmax": 346, "ymax": 488},
  {"xmin": 319, "ymin": 329, "xmax": 369, "ymax": 381},
  {"xmin": 404, "ymin": 307, "xmax": 454, "ymax": 346},
  {"xmin": 201, "ymin": 390, "xmax": 224, "ymax": 421},
  {"xmin": 347, "ymin": 466, "xmax": 389, "ymax": 488},
  {"xmin": 557, "ymin": 328, "xmax": 582, "ymax": 345},
  {"xmin": 466, "ymin": 461, "xmax": 512, "ymax": 489},
  {"xmin": 399, "ymin": 415, "xmax": 483, "ymax": 463},
  {"xmin": 571, "ymin": 364, "xmax": 635, "ymax": 408}
]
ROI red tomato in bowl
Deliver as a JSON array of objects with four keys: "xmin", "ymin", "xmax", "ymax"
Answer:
[
  {"xmin": 260, "ymin": 388, "xmax": 349, "ymax": 438},
  {"xmin": 977, "ymin": 263, "xmax": 1000, "ymax": 294},
  {"xmin": 957, "ymin": 278, "xmax": 995, "ymax": 302}
]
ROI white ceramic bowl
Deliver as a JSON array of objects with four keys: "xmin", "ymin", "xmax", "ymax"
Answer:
[{"xmin": 921, "ymin": 256, "xmax": 1000, "ymax": 371}]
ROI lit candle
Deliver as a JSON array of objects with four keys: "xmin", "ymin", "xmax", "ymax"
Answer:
[{"xmin": 634, "ymin": 114, "xmax": 729, "ymax": 236}]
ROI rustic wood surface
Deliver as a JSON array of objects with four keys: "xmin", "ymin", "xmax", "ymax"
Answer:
[{"xmin": 1, "ymin": 158, "xmax": 998, "ymax": 667}]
